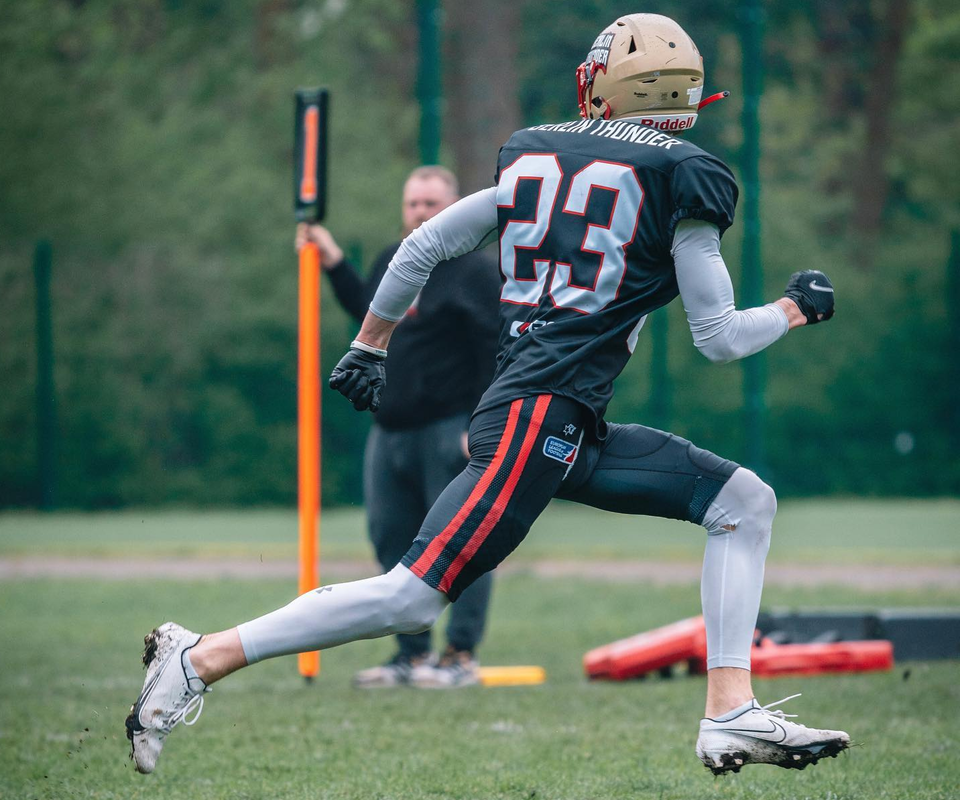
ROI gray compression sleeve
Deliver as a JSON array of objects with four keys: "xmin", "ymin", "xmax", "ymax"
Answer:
[
  {"xmin": 369, "ymin": 187, "xmax": 499, "ymax": 322},
  {"xmin": 700, "ymin": 468, "xmax": 776, "ymax": 670},
  {"xmin": 672, "ymin": 220, "xmax": 789, "ymax": 363},
  {"xmin": 236, "ymin": 565, "xmax": 449, "ymax": 664}
]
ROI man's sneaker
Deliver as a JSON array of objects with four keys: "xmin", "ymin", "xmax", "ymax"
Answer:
[
  {"xmin": 409, "ymin": 647, "xmax": 480, "ymax": 689},
  {"xmin": 125, "ymin": 622, "xmax": 209, "ymax": 774},
  {"xmin": 696, "ymin": 694, "xmax": 850, "ymax": 775},
  {"xmin": 352, "ymin": 651, "xmax": 435, "ymax": 688}
]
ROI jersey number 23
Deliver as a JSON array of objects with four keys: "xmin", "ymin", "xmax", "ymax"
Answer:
[{"xmin": 498, "ymin": 153, "xmax": 644, "ymax": 314}]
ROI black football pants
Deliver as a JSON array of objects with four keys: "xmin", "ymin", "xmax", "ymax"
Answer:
[
  {"xmin": 402, "ymin": 395, "xmax": 738, "ymax": 601},
  {"xmin": 365, "ymin": 413, "xmax": 493, "ymax": 656}
]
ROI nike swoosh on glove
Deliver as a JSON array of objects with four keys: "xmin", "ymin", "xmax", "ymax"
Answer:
[
  {"xmin": 329, "ymin": 348, "xmax": 386, "ymax": 412},
  {"xmin": 784, "ymin": 269, "xmax": 835, "ymax": 325}
]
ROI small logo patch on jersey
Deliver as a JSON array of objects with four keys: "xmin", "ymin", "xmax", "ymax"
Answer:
[
  {"xmin": 510, "ymin": 318, "xmax": 554, "ymax": 338},
  {"xmin": 543, "ymin": 436, "xmax": 578, "ymax": 465}
]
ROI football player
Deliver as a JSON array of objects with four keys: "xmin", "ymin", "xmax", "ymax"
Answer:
[{"xmin": 127, "ymin": 14, "xmax": 847, "ymax": 777}]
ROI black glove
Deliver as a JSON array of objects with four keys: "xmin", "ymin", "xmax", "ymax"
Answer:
[
  {"xmin": 329, "ymin": 347, "xmax": 386, "ymax": 412},
  {"xmin": 784, "ymin": 269, "xmax": 835, "ymax": 325}
]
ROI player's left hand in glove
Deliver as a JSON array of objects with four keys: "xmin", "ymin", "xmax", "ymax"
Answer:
[
  {"xmin": 329, "ymin": 346, "xmax": 386, "ymax": 412},
  {"xmin": 784, "ymin": 269, "xmax": 835, "ymax": 325}
]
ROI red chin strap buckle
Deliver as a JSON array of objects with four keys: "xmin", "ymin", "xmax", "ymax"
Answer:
[
  {"xmin": 697, "ymin": 91, "xmax": 729, "ymax": 110},
  {"xmin": 576, "ymin": 61, "xmax": 592, "ymax": 119}
]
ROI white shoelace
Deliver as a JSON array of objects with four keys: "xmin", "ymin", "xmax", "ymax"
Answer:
[
  {"xmin": 760, "ymin": 693, "xmax": 802, "ymax": 720},
  {"xmin": 165, "ymin": 692, "xmax": 205, "ymax": 731}
]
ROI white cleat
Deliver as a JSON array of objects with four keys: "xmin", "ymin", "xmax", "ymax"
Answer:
[
  {"xmin": 696, "ymin": 694, "xmax": 850, "ymax": 775},
  {"xmin": 125, "ymin": 622, "xmax": 209, "ymax": 774}
]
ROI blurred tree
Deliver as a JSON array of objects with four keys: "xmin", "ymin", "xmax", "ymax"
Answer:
[
  {"xmin": 850, "ymin": 0, "xmax": 912, "ymax": 270},
  {"xmin": 771, "ymin": 0, "xmax": 913, "ymax": 270},
  {"xmin": 444, "ymin": 0, "xmax": 522, "ymax": 192}
]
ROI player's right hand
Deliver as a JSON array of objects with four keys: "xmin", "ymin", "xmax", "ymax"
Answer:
[
  {"xmin": 784, "ymin": 269, "xmax": 835, "ymax": 325},
  {"xmin": 329, "ymin": 348, "xmax": 386, "ymax": 412}
]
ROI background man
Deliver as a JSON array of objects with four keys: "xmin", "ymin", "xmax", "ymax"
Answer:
[{"xmin": 295, "ymin": 165, "xmax": 500, "ymax": 688}]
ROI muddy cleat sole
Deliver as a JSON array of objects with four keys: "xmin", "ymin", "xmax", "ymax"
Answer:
[
  {"xmin": 125, "ymin": 622, "xmax": 208, "ymax": 774},
  {"xmin": 696, "ymin": 694, "xmax": 850, "ymax": 775},
  {"xmin": 700, "ymin": 738, "xmax": 849, "ymax": 775}
]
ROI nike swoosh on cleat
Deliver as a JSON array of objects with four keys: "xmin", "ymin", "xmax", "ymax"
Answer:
[
  {"xmin": 129, "ymin": 642, "xmax": 185, "ymax": 732},
  {"xmin": 721, "ymin": 719, "xmax": 788, "ymax": 743},
  {"xmin": 128, "ymin": 662, "xmax": 167, "ymax": 732},
  {"xmin": 808, "ymin": 280, "xmax": 834, "ymax": 293}
]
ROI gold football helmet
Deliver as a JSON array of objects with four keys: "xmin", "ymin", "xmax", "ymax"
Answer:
[{"xmin": 576, "ymin": 13, "xmax": 727, "ymax": 131}]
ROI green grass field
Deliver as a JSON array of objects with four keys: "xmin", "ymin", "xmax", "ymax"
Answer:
[{"xmin": 1, "ymin": 502, "xmax": 958, "ymax": 799}]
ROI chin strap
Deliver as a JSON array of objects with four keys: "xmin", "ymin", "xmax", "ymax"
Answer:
[
  {"xmin": 576, "ymin": 59, "xmax": 611, "ymax": 120},
  {"xmin": 698, "ymin": 91, "xmax": 730, "ymax": 110},
  {"xmin": 576, "ymin": 62, "xmax": 590, "ymax": 118}
]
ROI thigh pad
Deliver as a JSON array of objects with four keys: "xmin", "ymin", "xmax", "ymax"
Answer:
[{"xmin": 559, "ymin": 424, "xmax": 739, "ymax": 524}]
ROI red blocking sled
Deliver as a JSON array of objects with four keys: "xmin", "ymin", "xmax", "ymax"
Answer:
[
  {"xmin": 584, "ymin": 616, "xmax": 707, "ymax": 680},
  {"xmin": 585, "ymin": 616, "xmax": 893, "ymax": 680},
  {"xmin": 751, "ymin": 638, "xmax": 894, "ymax": 677}
]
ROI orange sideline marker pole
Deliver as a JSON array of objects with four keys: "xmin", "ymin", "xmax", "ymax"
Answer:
[
  {"xmin": 297, "ymin": 240, "xmax": 321, "ymax": 680},
  {"xmin": 293, "ymin": 88, "xmax": 327, "ymax": 682}
]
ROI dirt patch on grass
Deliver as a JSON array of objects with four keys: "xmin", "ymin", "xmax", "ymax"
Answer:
[{"xmin": 1, "ymin": 556, "xmax": 958, "ymax": 590}]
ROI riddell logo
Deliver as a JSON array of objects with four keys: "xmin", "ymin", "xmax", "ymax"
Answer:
[{"xmin": 638, "ymin": 115, "xmax": 696, "ymax": 131}]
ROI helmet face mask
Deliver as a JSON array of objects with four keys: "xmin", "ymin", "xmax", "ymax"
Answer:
[{"xmin": 576, "ymin": 14, "xmax": 719, "ymax": 131}]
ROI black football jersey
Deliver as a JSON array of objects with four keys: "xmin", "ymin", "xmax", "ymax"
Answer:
[{"xmin": 473, "ymin": 117, "xmax": 739, "ymax": 434}]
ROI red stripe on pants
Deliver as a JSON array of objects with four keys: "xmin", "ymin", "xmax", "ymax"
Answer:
[
  {"xmin": 408, "ymin": 398, "xmax": 524, "ymax": 581},
  {"xmin": 437, "ymin": 395, "xmax": 552, "ymax": 594}
]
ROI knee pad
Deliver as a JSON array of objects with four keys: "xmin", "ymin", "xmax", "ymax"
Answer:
[
  {"xmin": 702, "ymin": 467, "xmax": 777, "ymax": 537},
  {"xmin": 382, "ymin": 566, "xmax": 448, "ymax": 634},
  {"xmin": 738, "ymin": 469, "xmax": 777, "ymax": 528},
  {"xmin": 394, "ymin": 606, "xmax": 442, "ymax": 635}
]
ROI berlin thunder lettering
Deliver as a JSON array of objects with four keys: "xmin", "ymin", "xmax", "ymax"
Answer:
[
  {"xmin": 527, "ymin": 119, "xmax": 685, "ymax": 149},
  {"xmin": 585, "ymin": 32, "xmax": 615, "ymax": 70}
]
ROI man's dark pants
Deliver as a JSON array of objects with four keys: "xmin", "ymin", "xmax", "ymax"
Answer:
[{"xmin": 364, "ymin": 412, "xmax": 493, "ymax": 658}]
